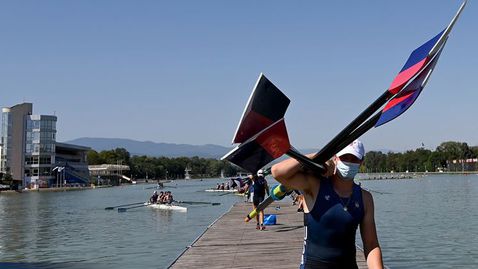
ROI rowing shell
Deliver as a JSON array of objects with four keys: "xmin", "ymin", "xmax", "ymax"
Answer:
[
  {"xmin": 143, "ymin": 202, "xmax": 187, "ymax": 212},
  {"xmin": 205, "ymin": 189, "xmax": 237, "ymax": 193}
]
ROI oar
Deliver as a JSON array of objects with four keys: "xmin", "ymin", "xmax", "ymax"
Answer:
[
  {"xmin": 228, "ymin": 28, "xmax": 451, "ymax": 176},
  {"xmin": 174, "ymin": 200, "xmax": 221, "ymax": 206},
  {"xmin": 245, "ymin": 184, "xmax": 292, "ymax": 221},
  {"xmin": 105, "ymin": 202, "xmax": 145, "ymax": 210},
  {"xmin": 117, "ymin": 203, "xmax": 149, "ymax": 212},
  {"xmin": 312, "ymin": 0, "xmax": 466, "ymax": 165},
  {"xmin": 246, "ymin": 43, "xmax": 448, "ymax": 221},
  {"xmin": 144, "ymin": 186, "xmax": 163, "ymax": 190},
  {"xmin": 145, "ymin": 185, "xmax": 177, "ymax": 190},
  {"xmin": 243, "ymin": 2, "xmax": 466, "ymax": 220},
  {"xmin": 227, "ymin": 1, "xmax": 466, "ymax": 174}
]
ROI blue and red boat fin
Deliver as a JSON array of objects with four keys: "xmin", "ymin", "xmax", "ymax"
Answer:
[
  {"xmin": 222, "ymin": 118, "xmax": 290, "ymax": 173},
  {"xmin": 232, "ymin": 74, "xmax": 290, "ymax": 144}
]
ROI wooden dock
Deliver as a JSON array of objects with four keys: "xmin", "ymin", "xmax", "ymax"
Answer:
[{"xmin": 169, "ymin": 202, "xmax": 369, "ymax": 268}]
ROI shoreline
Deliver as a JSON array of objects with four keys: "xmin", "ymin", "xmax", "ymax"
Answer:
[
  {"xmin": 0, "ymin": 186, "xmax": 97, "ymax": 194},
  {"xmin": 358, "ymin": 171, "xmax": 478, "ymax": 180}
]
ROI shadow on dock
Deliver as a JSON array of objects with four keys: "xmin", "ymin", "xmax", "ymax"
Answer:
[{"xmin": 169, "ymin": 202, "xmax": 370, "ymax": 269}]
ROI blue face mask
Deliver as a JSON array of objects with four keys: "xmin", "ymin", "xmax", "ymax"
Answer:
[{"xmin": 336, "ymin": 160, "xmax": 360, "ymax": 180}]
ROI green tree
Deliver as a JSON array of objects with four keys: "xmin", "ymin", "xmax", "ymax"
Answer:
[
  {"xmin": 470, "ymin": 146, "xmax": 478, "ymax": 158},
  {"xmin": 436, "ymin": 141, "xmax": 465, "ymax": 161},
  {"xmin": 87, "ymin": 150, "xmax": 103, "ymax": 165}
]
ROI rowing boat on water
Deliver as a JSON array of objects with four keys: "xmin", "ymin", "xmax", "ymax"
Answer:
[
  {"xmin": 143, "ymin": 202, "xmax": 187, "ymax": 212},
  {"xmin": 205, "ymin": 189, "xmax": 237, "ymax": 192}
]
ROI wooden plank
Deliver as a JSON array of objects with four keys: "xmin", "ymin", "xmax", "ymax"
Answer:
[{"xmin": 169, "ymin": 202, "xmax": 370, "ymax": 268}]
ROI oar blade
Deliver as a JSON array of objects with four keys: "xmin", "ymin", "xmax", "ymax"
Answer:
[
  {"xmin": 222, "ymin": 118, "xmax": 291, "ymax": 173},
  {"xmin": 388, "ymin": 30, "xmax": 443, "ymax": 95},
  {"xmin": 117, "ymin": 208, "xmax": 128, "ymax": 213},
  {"xmin": 375, "ymin": 43, "xmax": 445, "ymax": 127},
  {"xmin": 104, "ymin": 207, "xmax": 114, "ymax": 210},
  {"xmin": 232, "ymin": 73, "xmax": 290, "ymax": 144},
  {"xmin": 388, "ymin": 1, "xmax": 466, "ymax": 95}
]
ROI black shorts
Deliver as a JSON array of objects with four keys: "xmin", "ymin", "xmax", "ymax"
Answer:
[{"xmin": 253, "ymin": 195, "xmax": 265, "ymax": 207}]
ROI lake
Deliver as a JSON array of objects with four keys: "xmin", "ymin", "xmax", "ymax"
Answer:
[{"xmin": 0, "ymin": 175, "xmax": 477, "ymax": 268}]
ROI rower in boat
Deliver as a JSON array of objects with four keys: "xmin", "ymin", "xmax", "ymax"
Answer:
[
  {"xmin": 157, "ymin": 191, "xmax": 165, "ymax": 204},
  {"xmin": 158, "ymin": 191, "xmax": 168, "ymax": 204},
  {"xmin": 149, "ymin": 191, "xmax": 159, "ymax": 204},
  {"xmin": 160, "ymin": 191, "xmax": 173, "ymax": 205}
]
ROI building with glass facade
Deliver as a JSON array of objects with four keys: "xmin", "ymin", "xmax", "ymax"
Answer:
[
  {"xmin": 0, "ymin": 108, "xmax": 11, "ymax": 175},
  {"xmin": 0, "ymin": 103, "xmax": 90, "ymax": 189},
  {"xmin": 24, "ymin": 115, "xmax": 57, "ymax": 188}
]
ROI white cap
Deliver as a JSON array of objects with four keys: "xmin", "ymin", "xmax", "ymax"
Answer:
[
  {"xmin": 336, "ymin": 140, "xmax": 365, "ymax": 160},
  {"xmin": 257, "ymin": 169, "xmax": 264, "ymax": 176}
]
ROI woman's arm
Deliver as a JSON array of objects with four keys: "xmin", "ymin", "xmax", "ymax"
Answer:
[{"xmin": 360, "ymin": 190, "xmax": 384, "ymax": 269}]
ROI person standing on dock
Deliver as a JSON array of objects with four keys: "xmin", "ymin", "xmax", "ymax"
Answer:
[
  {"xmin": 242, "ymin": 176, "xmax": 253, "ymax": 201},
  {"xmin": 272, "ymin": 140, "xmax": 383, "ymax": 269},
  {"xmin": 251, "ymin": 169, "xmax": 269, "ymax": 230}
]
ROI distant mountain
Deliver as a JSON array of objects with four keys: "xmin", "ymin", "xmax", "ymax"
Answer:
[
  {"xmin": 65, "ymin": 137, "xmax": 232, "ymax": 158},
  {"xmin": 65, "ymin": 137, "xmax": 395, "ymax": 159}
]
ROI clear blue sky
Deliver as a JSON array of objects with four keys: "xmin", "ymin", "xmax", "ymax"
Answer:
[{"xmin": 1, "ymin": 1, "xmax": 476, "ymax": 152}]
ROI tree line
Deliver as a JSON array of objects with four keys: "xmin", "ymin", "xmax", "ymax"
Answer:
[
  {"xmin": 86, "ymin": 141, "xmax": 478, "ymax": 180},
  {"xmin": 362, "ymin": 141, "xmax": 478, "ymax": 173},
  {"xmin": 87, "ymin": 148, "xmax": 239, "ymax": 179}
]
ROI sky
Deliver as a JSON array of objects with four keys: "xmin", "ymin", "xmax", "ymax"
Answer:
[{"xmin": 1, "ymin": 0, "xmax": 476, "ymax": 152}]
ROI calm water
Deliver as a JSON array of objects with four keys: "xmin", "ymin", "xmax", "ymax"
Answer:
[
  {"xmin": 0, "ymin": 179, "xmax": 243, "ymax": 269},
  {"xmin": 359, "ymin": 174, "xmax": 478, "ymax": 269},
  {"xmin": 0, "ymin": 175, "xmax": 477, "ymax": 268}
]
